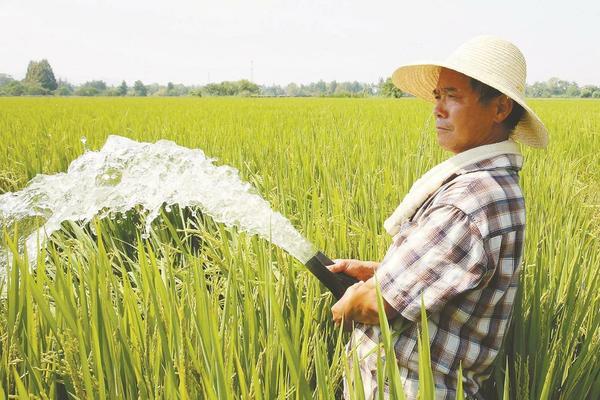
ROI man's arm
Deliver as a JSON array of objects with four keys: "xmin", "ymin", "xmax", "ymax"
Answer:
[{"xmin": 331, "ymin": 204, "xmax": 489, "ymax": 327}]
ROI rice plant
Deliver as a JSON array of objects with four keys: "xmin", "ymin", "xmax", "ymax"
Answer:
[{"xmin": 0, "ymin": 97, "xmax": 598, "ymax": 399}]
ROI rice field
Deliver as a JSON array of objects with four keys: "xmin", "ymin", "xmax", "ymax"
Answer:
[{"xmin": 0, "ymin": 97, "xmax": 598, "ymax": 399}]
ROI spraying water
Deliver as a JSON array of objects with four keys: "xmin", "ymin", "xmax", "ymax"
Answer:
[{"xmin": 0, "ymin": 135, "xmax": 318, "ymax": 278}]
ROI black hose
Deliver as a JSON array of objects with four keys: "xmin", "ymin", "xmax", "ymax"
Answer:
[{"xmin": 304, "ymin": 251, "xmax": 359, "ymax": 300}]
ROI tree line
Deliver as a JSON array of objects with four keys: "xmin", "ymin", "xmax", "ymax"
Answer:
[
  {"xmin": 1, "ymin": 60, "xmax": 598, "ymax": 98},
  {"xmin": 525, "ymin": 77, "xmax": 600, "ymax": 98}
]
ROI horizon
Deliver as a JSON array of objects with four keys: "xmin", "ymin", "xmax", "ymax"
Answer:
[
  {"xmin": 2, "ymin": 61, "xmax": 598, "ymax": 89},
  {"xmin": 1, "ymin": 0, "xmax": 599, "ymax": 87}
]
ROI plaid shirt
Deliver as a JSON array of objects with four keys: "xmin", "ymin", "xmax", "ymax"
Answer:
[{"xmin": 346, "ymin": 154, "xmax": 525, "ymax": 400}]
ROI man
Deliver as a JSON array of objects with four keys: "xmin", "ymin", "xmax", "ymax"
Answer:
[{"xmin": 329, "ymin": 36, "xmax": 548, "ymax": 399}]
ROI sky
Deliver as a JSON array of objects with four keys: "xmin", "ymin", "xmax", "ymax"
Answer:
[{"xmin": 1, "ymin": 0, "xmax": 599, "ymax": 86}]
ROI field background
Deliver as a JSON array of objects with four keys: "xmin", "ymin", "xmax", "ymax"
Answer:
[{"xmin": 0, "ymin": 97, "xmax": 599, "ymax": 399}]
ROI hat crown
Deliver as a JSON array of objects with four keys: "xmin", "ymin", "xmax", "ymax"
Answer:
[{"xmin": 447, "ymin": 35, "xmax": 527, "ymax": 94}]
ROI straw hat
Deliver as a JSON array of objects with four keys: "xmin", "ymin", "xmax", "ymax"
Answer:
[{"xmin": 391, "ymin": 35, "xmax": 548, "ymax": 148}]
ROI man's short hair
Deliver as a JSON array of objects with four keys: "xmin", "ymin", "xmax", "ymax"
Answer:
[{"xmin": 469, "ymin": 78, "xmax": 525, "ymax": 133}]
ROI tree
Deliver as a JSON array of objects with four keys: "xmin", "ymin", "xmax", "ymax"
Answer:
[
  {"xmin": 204, "ymin": 82, "xmax": 226, "ymax": 96},
  {"xmin": 315, "ymin": 80, "xmax": 327, "ymax": 95},
  {"xmin": 545, "ymin": 77, "xmax": 570, "ymax": 96},
  {"xmin": 73, "ymin": 80, "xmax": 107, "ymax": 96},
  {"xmin": 349, "ymin": 81, "xmax": 361, "ymax": 93},
  {"xmin": 166, "ymin": 82, "xmax": 175, "ymax": 95},
  {"xmin": 2, "ymin": 80, "xmax": 25, "ymax": 96},
  {"xmin": 24, "ymin": 82, "xmax": 50, "ymax": 95},
  {"xmin": 133, "ymin": 80, "xmax": 147, "ymax": 96},
  {"xmin": 117, "ymin": 81, "xmax": 128, "ymax": 96},
  {"xmin": 173, "ymin": 83, "xmax": 189, "ymax": 96},
  {"xmin": 260, "ymin": 84, "xmax": 284, "ymax": 96},
  {"xmin": 379, "ymin": 77, "xmax": 403, "ymax": 98},
  {"xmin": 564, "ymin": 83, "xmax": 580, "ymax": 97},
  {"xmin": 238, "ymin": 79, "xmax": 259, "ymax": 96},
  {"xmin": 74, "ymin": 86, "xmax": 99, "ymax": 96},
  {"xmin": 328, "ymin": 80, "xmax": 338, "ymax": 95},
  {"xmin": 580, "ymin": 85, "xmax": 599, "ymax": 98},
  {"xmin": 0, "ymin": 73, "xmax": 14, "ymax": 86},
  {"xmin": 161, "ymin": 82, "xmax": 187, "ymax": 96},
  {"xmin": 104, "ymin": 88, "xmax": 122, "ymax": 96},
  {"xmin": 55, "ymin": 79, "xmax": 74, "ymax": 96},
  {"xmin": 24, "ymin": 59, "xmax": 57, "ymax": 91},
  {"xmin": 85, "ymin": 80, "xmax": 107, "ymax": 91},
  {"xmin": 146, "ymin": 83, "xmax": 160, "ymax": 96},
  {"xmin": 202, "ymin": 80, "xmax": 256, "ymax": 96},
  {"xmin": 189, "ymin": 88, "xmax": 203, "ymax": 97},
  {"xmin": 285, "ymin": 83, "xmax": 300, "ymax": 97},
  {"xmin": 527, "ymin": 81, "xmax": 551, "ymax": 97}
]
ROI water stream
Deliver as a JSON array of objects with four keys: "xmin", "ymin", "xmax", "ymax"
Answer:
[{"xmin": 0, "ymin": 135, "xmax": 317, "ymax": 278}]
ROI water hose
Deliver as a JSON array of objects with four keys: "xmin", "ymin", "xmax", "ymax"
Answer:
[{"xmin": 304, "ymin": 251, "xmax": 359, "ymax": 300}]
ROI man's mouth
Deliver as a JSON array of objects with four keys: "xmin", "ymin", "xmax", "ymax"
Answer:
[{"xmin": 436, "ymin": 126, "xmax": 451, "ymax": 131}]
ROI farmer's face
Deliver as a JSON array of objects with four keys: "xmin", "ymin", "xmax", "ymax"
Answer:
[{"xmin": 433, "ymin": 68, "xmax": 501, "ymax": 154}]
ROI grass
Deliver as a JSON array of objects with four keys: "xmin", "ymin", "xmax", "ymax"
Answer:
[{"xmin": 0, "ymin": 97, "xmax": 598, "ymax": 399}]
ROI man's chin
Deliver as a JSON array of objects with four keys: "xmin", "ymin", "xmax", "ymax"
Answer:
[
  {"xmin": 436, "ymin": 131, "xmax": 452, "ymax": 151},
  {"xmin": 437, "ymin": 136, "xmax": 462, "ymax": 154}
]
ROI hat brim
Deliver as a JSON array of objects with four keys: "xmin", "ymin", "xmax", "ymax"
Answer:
[{"xmin": 391, "ymin": 62, "xmax": 549, "ymax": 148}]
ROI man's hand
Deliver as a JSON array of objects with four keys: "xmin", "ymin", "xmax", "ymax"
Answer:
[
  {"xmin": 331, "ymin": 278, "xmax": 399, "ymax": 330},
  {"xmin": 331, "ymin": 281, "xmax": 364, "ymax": 330},
  {"xmin": 327, "ymin": 259, "xmax": 380, "ymax": 281}
]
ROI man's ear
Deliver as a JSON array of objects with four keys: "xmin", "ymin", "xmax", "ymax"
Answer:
[{"xmin": 494, "ymin": 95, "xmax": 514, "ymax": 123}]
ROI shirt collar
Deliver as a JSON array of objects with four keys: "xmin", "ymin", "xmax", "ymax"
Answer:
[{"xmin": 456, "ymin": 153, "xmax": 524, "ymax": 174}]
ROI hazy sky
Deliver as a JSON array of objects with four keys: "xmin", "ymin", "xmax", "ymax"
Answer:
[{"xmin": 1, "ymin": 0, "xmax": 599, "ymax": 86}]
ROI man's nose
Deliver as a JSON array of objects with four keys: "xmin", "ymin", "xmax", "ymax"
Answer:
[{"xmin": 433, "ymin": 100, "xmax": 447, "ymax": 118}]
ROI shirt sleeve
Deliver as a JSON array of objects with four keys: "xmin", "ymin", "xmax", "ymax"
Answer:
[{"xmin": 375, "ymin": 204, "xmax": 489, "ymax": 322}]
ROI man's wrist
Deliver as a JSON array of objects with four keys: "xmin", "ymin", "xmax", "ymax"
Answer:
[{"xmin": 346, "ymin": 279, "xmax": 397, "ymax": 325}]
